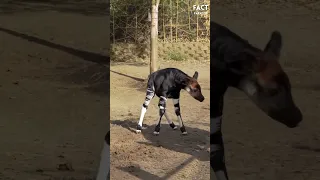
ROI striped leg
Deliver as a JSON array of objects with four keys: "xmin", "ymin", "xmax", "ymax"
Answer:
[
  {"xmin": 164, "ymin": 111, "xmax": 177, "ymax": 130},
  {"xmin": 173, "ymin": 98, "xmax": 187, "ymax": 135},
  {"xmin": 96, "ymin": 131, "xmax": 110, "ymax": 180},
  {"xmin": 211, "ymin": 116, "xmax": 228, "ymax": 180},
  {"xmin": 153, "ymin": 96, "xmax": 167, "ymax": 135},
  {"xmin": 211, "ymin": 80, "xmax": 229, "ymax": 180},
  {"xmin": 136, "ymin": 86, "xmax": 155, "ymax": 133}
]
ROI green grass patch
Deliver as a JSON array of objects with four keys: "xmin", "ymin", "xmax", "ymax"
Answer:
[{"xmin": 165, "ymin": 50, "xmax": 187, "ymax": 61}]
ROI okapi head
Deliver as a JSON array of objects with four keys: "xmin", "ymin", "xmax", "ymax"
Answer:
[
  {"xmin": 236, "ymin": 31, "xmax": 302, "ymax": 128},
  {"xmin": 185, "ymin": 71, "xmax": 205, "ymax": 102}
]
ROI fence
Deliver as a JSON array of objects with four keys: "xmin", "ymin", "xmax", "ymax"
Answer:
[{"xmin": 110, "ymin": 0, "xmax": 210, "ymax": 44}]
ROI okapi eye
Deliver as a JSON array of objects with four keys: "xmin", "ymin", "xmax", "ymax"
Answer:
[{"xmin": 193, "ymin": 88, "xmax": 199, "ymax": 92}]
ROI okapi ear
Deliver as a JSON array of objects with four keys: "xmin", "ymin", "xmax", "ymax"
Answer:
[
  {"xmin": 239, "ymin": 49, "xmax": 265, "ymax": 73},
  {"xmin": 264, "ymin": 31, "xmax": 282, "ymax": 58},
  {"xmin": 193, "ymin": 71, "xmax": 199, "ymax": 80}
]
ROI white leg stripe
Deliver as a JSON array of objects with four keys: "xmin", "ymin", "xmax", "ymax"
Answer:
[
  {"xmin": 144, "ymin": 99, "xmax": 151, "ymax": 106},
  {"xmin": 96, "ymin": 141, "xmax": 110, "ymax": 180},
  {"xmin": 172, "ymin": 99, "xmax": 179, "ymax": 104},
  {"xmin": 138, "ymin": 106, "xmax": 147, "ymax": 126},
  {"xmin": 159, "ymin": 106, "xmax": 165, "ymax": 109},
  {"xmin": 146, "ymin": 93, "xmax": 154, "ymax": 100},
  {"xmin": 177, "ymin": 116, "xmax": 183, "ymax": 127},
  {"xmin": 164, "ymin": 112, "xmax": 172, "ymax": 124},
  {"xmin": 160, "ymin": 96, "xmax": 167, "ymax": 101}
]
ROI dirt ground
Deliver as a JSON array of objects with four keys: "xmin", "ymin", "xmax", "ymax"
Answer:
[
  {"xmin": 0, "ymin": 2, "xmax": 109, "ymax": 180},
  {"xmin": 110, "ymin": 63, "xmax": 211, "ymax": 180},
  {"xmin": 110, "ymin": 1, "xmax": 320, "ymax": 180}
]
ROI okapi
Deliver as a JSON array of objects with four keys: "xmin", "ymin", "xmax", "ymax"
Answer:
[
  {"xmin": 96, "ymin": 131, "xmax": 110, "ymax": 180},
  {"xmin": 210, "ymin": 21, "xmax": 303, "ymax": 180},
  {"xmin": 136, "ymin": 68, "xmax": 205, "ymax": 135}
]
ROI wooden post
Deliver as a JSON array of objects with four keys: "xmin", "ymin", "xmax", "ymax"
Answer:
[
  {"xmin": 196, "ymin": 13, "xmax": 199, "ymax": 42},
  {"xmin": 170, "ymin": 0, "xmax": 172, "ymax": 43},
  {"xmin": 135, "ymin": 14, "xmax": 138, "ymax": 43},
  {"xmin": 162, "ymin": 1, "xmax": 166, "ymax": 42},
  {"xmin": 175, "ymin": 0, "xmax": 178, "ymax": 42},
  {"xmin": 112, "ymin": 9, "xmax": 115, "ymax": 43},
  {"xmin": 150, "ymin": 0, "xmax": 160, "ymax": 74},
  {"xmin": 188, "ymin": 1, "xmax": 191, "ymax": 31}
]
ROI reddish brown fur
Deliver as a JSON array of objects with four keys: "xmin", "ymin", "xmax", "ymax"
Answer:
[
  {"xmin": 189, "ymin": 78, "xmax": 199, "ymax": 89},
  {"xmin": 256, "ymin": 54, "xmax": 283, "ymax": 86}
]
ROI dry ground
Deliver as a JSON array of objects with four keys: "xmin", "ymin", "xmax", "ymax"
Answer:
[
  {"xmin": 111, "ymin": 1, "xmax": 320, "ymax": 180},
  {"xmin": 0, "ymin": 1, "xmax": 109, "ymax": 179},
  {"xmin": 110, "ymin": 62, "xmax": 211, "ymax": 180}
]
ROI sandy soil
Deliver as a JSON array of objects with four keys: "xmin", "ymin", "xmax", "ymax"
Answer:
[
  {"xmin": 0, "ymin": 3, "xmax": 109, "ymax": 180},
  {"xmin": 110, "ymin": 63, "xmax": 211, "ymax": 180},
  {"xmin": 111, "ymin": 1, "xmax": 320, "ymax": 180}
]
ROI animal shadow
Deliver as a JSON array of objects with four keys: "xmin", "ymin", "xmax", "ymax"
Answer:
[
  {"xmin": 292, "ymin": 144, "xmax": 320, "ymax": 152},
  {"xmin": 117, "ymin": 156, "xmax": 196, "ymax": 180},
  {"xmin": 111, "ymin": 119, "xmax": 210, "ymax": 162}
]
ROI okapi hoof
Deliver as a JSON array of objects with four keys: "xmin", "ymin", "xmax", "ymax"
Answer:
[
  {"xmin": 136, "ymin": 124, "xmax": 142, "ymax": 134},
  {"xmin": 180, "ymin": 126, "xmax": 187, "ymax": 135},
  {"xmin": 169, "ymin": 123, "xmax": 177, "ymax": 130},
  {"xmin": 154, "ymin": 125, "xmax": 160, "ymax": 135}
]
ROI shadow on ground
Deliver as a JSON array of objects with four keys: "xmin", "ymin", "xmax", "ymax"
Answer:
[
  {"xmin": 0, "ymin": 26, "xmax": 109, "ymax": 65},
  {"xmin": 111, "ymin": 119, "xmax": 209, "ymax": 179},
  {"xmin": 110, "ymin": 70, "xmax": 145, "ymax": 82},
  {"xmin": 117, "ymin": 156, "xmax": 196, "ymax": 180},
  {"xmin": 110, "ymin": 70, "xmax": 148, "ymax": 92},
  {"xmin": 0, "ymin": 0, "xmax": 109, "ymax": 16},
  {"xmin": 292, "ymin": 144, "xmax": 320, "ymax": 153},
  {"xmin": 0, "ymin": 26, "xmax": 110, "ymax": 95}
]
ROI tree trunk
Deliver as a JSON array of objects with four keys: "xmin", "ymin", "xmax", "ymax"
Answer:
[{"xmin": 150, "ymin": 0, "xmax": 160, "ymax": 74}]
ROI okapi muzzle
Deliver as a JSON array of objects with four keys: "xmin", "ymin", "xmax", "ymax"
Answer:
[
  {"xmin": 186, "ymin": 71, "xmax": 205, "ymax": 102},
  {"xmin": 240, "ymin": 74, "xmax": 302, "ymax": 128},
  {"xmin": 238, "ymin": 31, "xmax": 302, "ymax": 128}
]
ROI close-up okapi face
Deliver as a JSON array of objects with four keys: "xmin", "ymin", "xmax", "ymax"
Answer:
[
  {"xmin": 186, "ymin": 71, "xmax": 205, "ymax": 102},
  {"xmin": 237, "ymin": 31, "xmax": 303, "ymax": 128}
]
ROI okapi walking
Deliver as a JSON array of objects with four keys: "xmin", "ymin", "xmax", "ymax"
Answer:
[
  {"xmin": 210, "ymin": 21, "xmax": 303, "ymax": 180},
  {"xmin": 136, "ymin": 68, "xmax": 205, "ymax": 135}
]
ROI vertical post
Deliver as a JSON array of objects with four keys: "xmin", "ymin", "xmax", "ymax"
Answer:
[
  {"xmin": 196, "ymin": 0, "xmax": 199, "ymax": 42},
  {"xmin": 150, "ymin": 0, "xmax": 160, "ymax": 74},
  {"xmin": 135, "ymin": 14, "xmax": 138, "ymax": 43},
  {"xmin": 196, "ymin": 12, "xmax": 199, "ymax": 41},
  {"xmin": 188, "ymin": 1, "xmax": 191, "ymax": 31},
  {"xmin": 175, "ymin": 0, "xmax": 178, "ymax": 42},
  {"xmin": 170, "ymin": 0, "xmax": 172, "ymax": 43},
  {"xmin": 162, "ymin": 1, "xmax": 166, "ymax": 42},
  {"xmin": 112, "ymin": 9, "xmax": 115, "ymax": 43}
]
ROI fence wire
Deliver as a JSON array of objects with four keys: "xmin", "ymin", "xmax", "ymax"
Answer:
[{"xmin": 111, "ymin": 0, "xmax": 209, "ymax": 44}]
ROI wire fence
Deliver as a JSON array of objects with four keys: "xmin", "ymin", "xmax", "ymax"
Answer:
[{"xmin": 111, "ymin": 0, "xmax": 209, "ymax": 44}]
